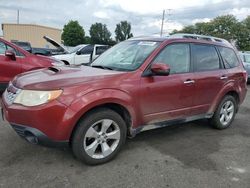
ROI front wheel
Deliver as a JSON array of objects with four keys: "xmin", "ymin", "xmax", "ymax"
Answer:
[
  {"xmin": 72, "ymin": 108, "xmax": 127, "ymax": 165},
  {"xmin": 210, "ymin": 95, "xmax": 237, "ymax": 129}
]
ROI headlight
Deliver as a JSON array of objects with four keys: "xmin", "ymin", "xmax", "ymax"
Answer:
[{"xmin": 14, "ymin": 90, "xmax": 62, "ymax": 106}]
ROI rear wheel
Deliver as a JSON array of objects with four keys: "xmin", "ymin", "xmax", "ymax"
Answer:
[
  {"xmin": 210, "ymin": 95, "xmax": 237, "ymax": 129},
  {"xmin": 72, "ymin": 108, "xmax": 127, "ymax": 165}
]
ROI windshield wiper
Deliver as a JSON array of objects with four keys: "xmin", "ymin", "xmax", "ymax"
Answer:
[{"xmin": 91, "ymin": 65, "xmax": 114, "ymax": 70}]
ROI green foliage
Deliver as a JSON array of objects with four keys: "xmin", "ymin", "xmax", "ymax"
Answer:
[
  {"xmin": 89, "ymin": 23, "xmax": 112, "ymax": 45},
  {"xmin": 115, "ymin": 21, "xmax": 133, "ymax": 42},
  {"xmin": 174, "ymin": 15, "xmax": 250, "ymax": 50},
  {"xmin": 84, "ymin": 36, "xmax": 91, "ymax": 44},
  {"xmin": 61, "ymin": 20, "xmax": 85, "ymax": 46}
]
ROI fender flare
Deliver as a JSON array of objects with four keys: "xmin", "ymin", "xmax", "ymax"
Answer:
[
  {"xmin": 67, "ymin": 89, "xmax": 140, "ymax": 134},
  {"xmin": 209, "ymin": 81, "xmax": 239, "ymax": 113}
]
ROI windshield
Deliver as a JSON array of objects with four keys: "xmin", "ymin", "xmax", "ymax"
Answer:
[
  {"xmin": 91, "ymin": 40, "xmax": 160, "ymax": 71},
  {"xmin": 69, "ymin": 45, "xmax": 86, "ymax": 53}
]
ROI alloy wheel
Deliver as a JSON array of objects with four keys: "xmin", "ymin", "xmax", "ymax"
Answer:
[
  {"xmin": 83, "ymin": 119, "xmax": 121, "ymax": 159},
  {"xmin": 219, "ymin": 100, "xmax": 235, "ymax": 126}
]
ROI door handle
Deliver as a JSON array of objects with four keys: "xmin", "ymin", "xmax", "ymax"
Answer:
[
  {"xmin": 184, "ymin": 80, "xmax": 195, "ymax": 84},
  {"xmin": 220, "ymin": 75, "xmax": 228, "ymax": 80}
]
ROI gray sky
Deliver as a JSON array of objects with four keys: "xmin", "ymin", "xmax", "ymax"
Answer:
[{"xmin": 0, "ymin": 0, "xmax": 249, "ymax": 38}]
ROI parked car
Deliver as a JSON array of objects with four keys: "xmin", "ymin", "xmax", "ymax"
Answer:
[
  {"xmin": 43, "ymin": 36, "xmax": 69, "ymax": 55},
  {"xmin": 0, "ymin": 38, "xmax": 63, "ymax": 91},
  {"xmin": 32, "ymin": 47, "xmax": 52, "ymax": 56},
  {"xmin": 1, "ymin": 34, "xmax": 247, "ymax": 165},
  {"xmin": 239, "ymin": 52, "xmax": 250, "ymax": 82},
  {"xmin": 11, "ymin": 41, "xmax": 32, "ymax": 53},
  {"xmin": 53, "ymin": 44, "xmax": 110, "ymax": 65}
]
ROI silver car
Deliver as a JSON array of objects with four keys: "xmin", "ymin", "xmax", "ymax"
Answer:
[{"xmin": 239, "ymin": 52, "xmax": 250, "ymax": 83}]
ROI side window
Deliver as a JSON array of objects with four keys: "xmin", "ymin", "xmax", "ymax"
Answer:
[
  {"xmin": 80, "ymin": 45, "xmax": 94, "ymax": 55},
  {"xmin": 192, "ymin": 44, "xmax": 220, "ymax": 72},
  {"xmin": 96, "ymin": 46, "xmax": 109, "ymax": 55},
  {"xmin": 0, "ymin": 42, "xmax": 7, "ymax": 54},
  {"xmin": 153, "ymin": 43, "xmax": 190, "ymax": 74},
  {"xmin": 218, "ymin": 47, "xmax": 239, "ymax": 68},
  {"xmin": 6, "ymin": 44, "xmax": 24, "ymax": 57}
]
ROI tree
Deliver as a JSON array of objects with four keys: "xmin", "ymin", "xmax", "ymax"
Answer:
[
  {"xmin": 243, "ymin": 16, "xmax": 250, "ymax": 30},
  {"xmin": 210, "ymin": 15, "xmax": 239, "ymax": 40},
  {"xmin": 61, "ymin": 20, "xmax": 85, "ymax": 46},
  {"xmin": 115, "ymin": 21, "xmax": 133, "ymax": 42},
  {"xmin": 84, "ymin": 36, "xmax": 91, "ymax": 44},
  {"xmin": 89, "ymin": 23, "xmax": 112, "ymax": 45},
  {"xmin": 174, "ymin": 15, "xmax": 250, "ymax": 50}
]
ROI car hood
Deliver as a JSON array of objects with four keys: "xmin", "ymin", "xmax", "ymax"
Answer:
[
  {"xmin": 53, "ymin": 53, "xmax": 73, "ymax": 59},
  {"xmin": 43, "ymin": 36, "xmax": 69, "ymax": 54},
  {"xmin": 12, "ymin": 66, "xmax": 126, "ymax": 90}
]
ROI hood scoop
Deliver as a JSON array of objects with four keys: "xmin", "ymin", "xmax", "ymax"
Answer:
[{"xmin": 48, "ymin": 66, "xmax": 60, "ymax": 73}]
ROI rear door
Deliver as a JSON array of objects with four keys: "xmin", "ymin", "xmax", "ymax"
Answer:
[
  {"xmin": 140, "ymin": 43, "xmax": 195, "ymax": 123},
  {"xmin": 0, "ymin": 41, "xmax": 23, "ymax": 89},
  {"xmin": 191, "ymin": 43, "xmax": 228, "ymax": 115}
]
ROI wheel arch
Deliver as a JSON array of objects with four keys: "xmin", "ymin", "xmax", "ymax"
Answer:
[
  {"xmin": 210, "ymin": 85, "xmax": 240, "ymax": 114},
  {"xmin": 67, "ymin": 89, "xmax": 139, "ymax": 144},
  {"xmin": 69, "ymin": 102, "xmax": 133, "ymax": 145}
]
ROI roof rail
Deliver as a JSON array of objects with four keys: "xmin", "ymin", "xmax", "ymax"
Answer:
[{"xmin": 169, "ymin": 33, "xmax": 231, "ymax": 45}]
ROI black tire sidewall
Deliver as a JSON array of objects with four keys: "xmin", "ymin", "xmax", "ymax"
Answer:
[{"xmin": 72, "ymin": 108, "xmax": 127, "ymax": 165}]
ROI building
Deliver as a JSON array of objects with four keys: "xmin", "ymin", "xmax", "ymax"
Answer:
[{"xmin": 1, "ymin": 23, "xmax": 62, "ymax": 48}]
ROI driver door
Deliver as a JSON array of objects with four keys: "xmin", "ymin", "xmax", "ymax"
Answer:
[{"xmin": 140, "ymin": 43, "xmax": 195, "ymax": 124}]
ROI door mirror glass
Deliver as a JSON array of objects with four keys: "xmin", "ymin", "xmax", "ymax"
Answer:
[
  {"xmin": 151, "ymin": 63, "xmax": 170, "ymax": 76},
  {"xmin": 5, "ymin": 50, "xmax": 16, "ymax": 61},
  {"xmin": 76, "ymin": 50, "xmax": 81, "ymax": 55}
]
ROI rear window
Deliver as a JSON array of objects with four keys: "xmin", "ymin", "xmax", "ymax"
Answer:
[
  {"xmin": 218, "ymin": 47, "xmax": 239, "ymax": 68},
  {"xmin": 192, "ymin": 44, "xmax": 220, "ymax": 72}
]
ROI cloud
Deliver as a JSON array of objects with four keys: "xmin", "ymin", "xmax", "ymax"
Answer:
[
  {"xmin": 94, "ymin": 11, "xmax": 110, "ymax": 19},
  {"xmin": 0, "ymin": 0, "xmax": 249, "ymax": 38}
]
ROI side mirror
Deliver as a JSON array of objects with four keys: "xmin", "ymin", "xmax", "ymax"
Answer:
[
  {"xmin": 5, "ymin": 50, "xmax": 16, "ymax": 61},
  {"xmin": 76, "ymin": 50, "xmax": 81, "ymax": 55},
  {"xmin": 151, "ymin": 63, "xmax": 170, "ymax": 76}
]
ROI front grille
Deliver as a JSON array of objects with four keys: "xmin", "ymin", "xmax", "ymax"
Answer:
[
  {"xmin": 12, "ymin": 125, "xmax": 25, "ymax": 138},
  {"xmin": 4, "ymin": 83, "xmax": 21, "ymax": 104}
]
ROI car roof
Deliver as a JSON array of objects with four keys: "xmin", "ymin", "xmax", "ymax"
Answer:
[{"xmin": 129, "ymin": 34, "xmax": 234, "ymax": 48}]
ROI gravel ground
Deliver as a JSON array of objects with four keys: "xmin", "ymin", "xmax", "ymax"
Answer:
[{"xmin": 0, "ymin": 85, "xmax": 250, "ymax": 188}]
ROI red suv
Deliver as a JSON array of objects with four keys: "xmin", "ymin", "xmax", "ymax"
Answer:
[
  {"xmin": 1, "ymin": 34, "xmax": 248, "ymax": 165},
  {"xmin": 0, "ymin": 38, "xmax": 62, "ymax": 91}
]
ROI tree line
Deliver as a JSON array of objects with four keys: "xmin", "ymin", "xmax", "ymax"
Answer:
[
  {"xmin": 61, "ymin": 20, "xmax": 133, "ymax": 46},
  {"xmin": 172, "ymin": 15, "xmax": 250, "ymax": 51}
]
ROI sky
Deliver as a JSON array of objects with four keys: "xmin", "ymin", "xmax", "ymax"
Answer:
[{"xmin": 0, "ymin": 0, "xmax": 250, "ymax": 38}]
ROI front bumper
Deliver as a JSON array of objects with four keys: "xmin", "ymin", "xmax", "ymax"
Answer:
[
  {"xmin": 11, "ymin": 124, "xmax": 68, "ymax": 147},
  {"xmin": 1, "ymin": 90, "xmax": 77, "ymax": 145}
]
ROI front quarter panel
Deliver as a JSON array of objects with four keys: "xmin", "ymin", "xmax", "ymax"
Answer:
[{"xmin": 67, "ymin": 89, "xmax": 140, "ymax": 134}]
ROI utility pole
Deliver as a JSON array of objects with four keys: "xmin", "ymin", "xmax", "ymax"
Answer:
[
  {"xmin": 160, "ymin": 10, "xmax": 165, "ymax": 37},
  {"xmin": 160, "ymin": 9, "xmax": 172, "ymax": 36},
  {"xmin": 17, "ymin": 10, "xmax": 19, "ymax": 24}
]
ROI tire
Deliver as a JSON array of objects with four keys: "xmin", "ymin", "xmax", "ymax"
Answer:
[
  {"xmin": 210, "ymin": 95, "xmax": 237, "ymax": 129},
  {"xmin": 72, "ymin": 108, "xmax": 127, "ymax": 165}
]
